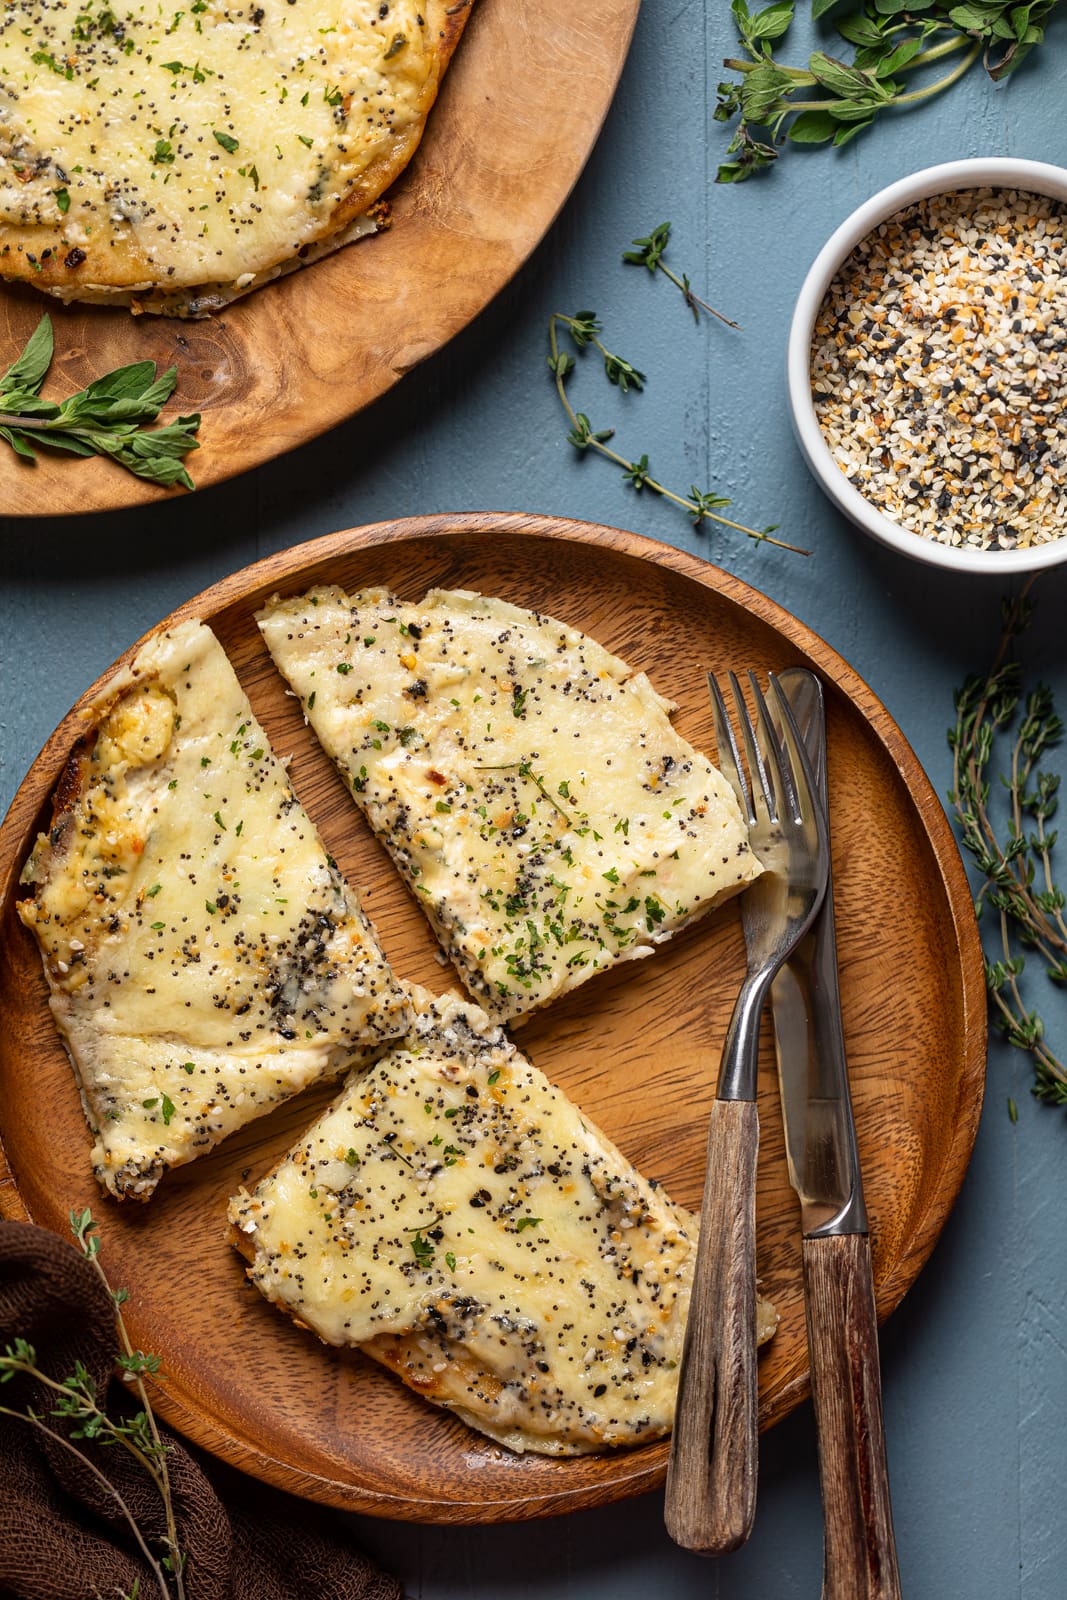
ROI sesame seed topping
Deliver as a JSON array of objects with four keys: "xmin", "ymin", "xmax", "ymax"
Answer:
[{"xmin": 811, "ymin": 188, "xmax": 1067, "ymax": 554}]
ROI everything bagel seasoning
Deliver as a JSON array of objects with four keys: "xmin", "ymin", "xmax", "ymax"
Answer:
[{"xmin": 811, "ymin": 188, "xmax": 1067, "ymax": 552}]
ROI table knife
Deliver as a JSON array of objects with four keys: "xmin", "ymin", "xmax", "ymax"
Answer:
[{"xmin": 771, "ymin": 668, "xmax": 902, "ymax": 1600}]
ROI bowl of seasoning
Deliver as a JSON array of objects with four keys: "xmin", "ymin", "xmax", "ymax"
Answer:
[{"xmin": 787, "ymin": 158, "xmax": 1067, "ymax": 573}]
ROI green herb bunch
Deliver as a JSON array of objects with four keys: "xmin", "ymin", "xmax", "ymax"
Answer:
[
  {"xmin": 0, "ymin": 315, "xmax": 201, "ymax": 488},
  {"xmin": 716, "ymin": 0, "xmax": 1062, "ymax": 182},
  {"xmin": 0, "ymin": 1209, "xmax": 185, "ymax": 1599},
  {"xmin": 949, "ymin": 587, "xmax": 1067, "ymax": 1111}
]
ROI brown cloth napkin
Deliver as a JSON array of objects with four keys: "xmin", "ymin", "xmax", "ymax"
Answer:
[{"xmin": 0, "ymin": 1219, "xmax": 402, "ymax": 1600}]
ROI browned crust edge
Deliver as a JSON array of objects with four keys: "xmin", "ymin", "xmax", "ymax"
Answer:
[{"xmin": 18, "ymin": 664, "xmax": 151, "ymax": 904}]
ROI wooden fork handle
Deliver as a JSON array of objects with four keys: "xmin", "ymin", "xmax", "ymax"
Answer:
[
  {"xmin": 803, "ymin": 1232, "xmax": 902, "ymax": 1600},
  {"xmin": 665, "ymin": 1098, "xmax": 758, "ymax": 1555}
]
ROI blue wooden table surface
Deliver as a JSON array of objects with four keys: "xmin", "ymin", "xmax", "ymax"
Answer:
[{"xmin": 3, "ymin": 6, "xmax": 1066, "ymax": 1596}]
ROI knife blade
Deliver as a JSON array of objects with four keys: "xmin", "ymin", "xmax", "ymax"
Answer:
[
  {"xmin": 770, "ymin": 668, "xmax": 866, "ymax": 1240},
  {"xmin": 770, "ymin": 668, "xmax": 902, "ymax": 1600}
]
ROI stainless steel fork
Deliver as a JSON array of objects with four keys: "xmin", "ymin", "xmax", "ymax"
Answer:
[{"xmin": 664, "ymin": 671, "xmax": 829, "ymax": 1557}]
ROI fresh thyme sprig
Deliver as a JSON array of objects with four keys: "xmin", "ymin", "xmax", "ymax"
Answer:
[
  {"xmin": 715, "ymin": 0, "xmax": 1062, "ymax": 183},
  {"xmin": 550, "ymin": 308, "xmax": 647, "ymax": 394},
  {"xmin": 0, "ymin": 1209, "xmax": 185, "ymax": 1599},
  {"xmin": 622, "ymin": 222, "xmax": 739, "ymax": 327},
  {"xmin": 547, "ymin": 311, "xmax": 808, "ymax": 554},
  {"xmin": 0, "ymin": 315, "xmax": 201, "ymax": 488},
  {"xmin": 948, "ymin": 584, "xmax": 1067, "ymax": 1109}
]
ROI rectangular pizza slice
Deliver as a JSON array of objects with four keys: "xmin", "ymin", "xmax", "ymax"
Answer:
[
  {"xmin": 17, "ymin": 618, "xmax": 411, "ymax": 1200},
  {"xmin": 258, "ymin": 586, "xmax": 761, "ymax": 1024},
  {"xmin": 229, "ymin": 987, "xmax": 777, "ymax": 1456}
]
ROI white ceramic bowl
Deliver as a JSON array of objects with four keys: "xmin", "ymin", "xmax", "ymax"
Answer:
[{"xmin": 787, "ymin": 157, "xmax": 1067, "ymax": 575}]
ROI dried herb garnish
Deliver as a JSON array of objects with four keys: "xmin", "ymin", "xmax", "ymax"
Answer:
[
  {"xmin": 716, "ymin": 0, "xmax": 1062, "ymax": 183},
  {"xmin": 948, "ymin": 585, "xmax": 1067, "ymax": 1109},
  {"xmin": 0, "ymin": 315, "xmax": 201, "ymax": 489},
  {"xmin": 408, "ymin": 1213, "xmax": 444, "ymax": 1267}
]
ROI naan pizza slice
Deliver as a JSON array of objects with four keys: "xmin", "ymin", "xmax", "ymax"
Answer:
[
  {"xmin": 229, "ymin": 988, "xmax": 777, "ymax": 1456},
  {"xmin": 18, "ymin": 617, "xmax": 411, "ymax": 1199},
  {"xmin": 258, "ymin": 585, "xmax": 762, "ymax": 1025}
]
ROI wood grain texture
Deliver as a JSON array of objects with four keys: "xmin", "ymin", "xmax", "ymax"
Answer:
[
  {"xmin": 665, "ymin": 1099, "xmax": 758, "ymax": 1556},
  {"xmin": 0, "ymin": 513, "xmax": 986, "ymax": 1522},
  {"xmin": 0, "ymin": 0, "xmax": 640, "ymax": 516},
  {"xmin": 804, "ymin": 1233, "xmax": 901, "ymax": 1600}
]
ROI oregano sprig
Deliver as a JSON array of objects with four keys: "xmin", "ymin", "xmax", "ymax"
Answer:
[
  {"xmin": 716, "ymin": 0, "xmax": 1061, "ymax": 183},
  {"xmin": 0, "ymin": 315, "xmax": 201, "ymax": 488},
  {"xmin": 622, "ymin": 221, "xmax": 739, "ymax": 327},
  {"xmin": 948, "ymin": 584, "xmax": 1067, "ymax": 1110},
  {"xmin": 0, "ymin": 1210, "xmax": 186, "ymax": 1598},
  {"xmin": 547, "ymin": 311, "xmax": 808, "ymax": 553}
]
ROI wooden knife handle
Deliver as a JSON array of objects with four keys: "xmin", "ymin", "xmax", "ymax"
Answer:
[
  {"xmin": 665, "ymin": 1097, "xmax": 759, "ymax": 1555},
  {"xmin": 803, "ymin": 1232, "xmax": 902, "ymax": 1600}
]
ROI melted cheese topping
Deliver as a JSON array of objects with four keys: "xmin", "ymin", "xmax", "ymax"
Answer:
[
  {"xmin": 0, "ymin": 0, "xmax": 445, "ymax": 291},
  {"xmin": 18, "ymin": 617, "xmax": 410, "ymax": 1199},
  {"xmin": 231, "ymin": 990, "xmax": 776, "ymax": 1455},
  {"xmin": 258, "ymin": 586, "xmax": 762, "ymax": 1024}
]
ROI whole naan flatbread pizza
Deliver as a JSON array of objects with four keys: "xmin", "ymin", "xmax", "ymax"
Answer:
[{"xmin": 0, "ymin": 0, "xmax": 472, "ymax": 315}]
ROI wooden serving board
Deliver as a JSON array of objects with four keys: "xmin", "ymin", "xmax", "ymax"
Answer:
[
  {"xmin": 0, "ymin": 514, "xmax": 986, "ymax": 1522},
  {"xmin": 0, "ymin": 0, "xmax": 640, "ymax": 516}
]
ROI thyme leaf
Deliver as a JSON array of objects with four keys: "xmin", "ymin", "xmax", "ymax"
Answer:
[
  {"xmin": 947, "ymin": 582, "xmax": 1067, "ymax": 1109},
  {"xmin": 622, "ymin": 220, "xmax": 739, "ymax": 327}
]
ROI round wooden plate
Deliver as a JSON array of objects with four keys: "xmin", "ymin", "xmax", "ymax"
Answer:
[
  {"xmin": 0, "ymin": 0, "xmax": 640, "ymax": 517},
  {"xmin": 0, "ymin": 513, "xmax": 985, "ymax": 1522}
]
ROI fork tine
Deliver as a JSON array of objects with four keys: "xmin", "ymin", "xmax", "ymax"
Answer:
[
  {"xmin": 707, "ymin": 672, "xmax": 753, "ymax": 823},
  {"xmin": 748, "ymin": 674, "xmax": 783, "ymax": 794},
  {"xmin": 731, "ymin": 671, "xmax": 777, "ymax": 824},
  {"xmin": 749, "ymin": 671, "xmax": 798, "ymax": 823},
  {"xmin": 767, "ymin": 674, "xmax": 821, "ymax": 830}
]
